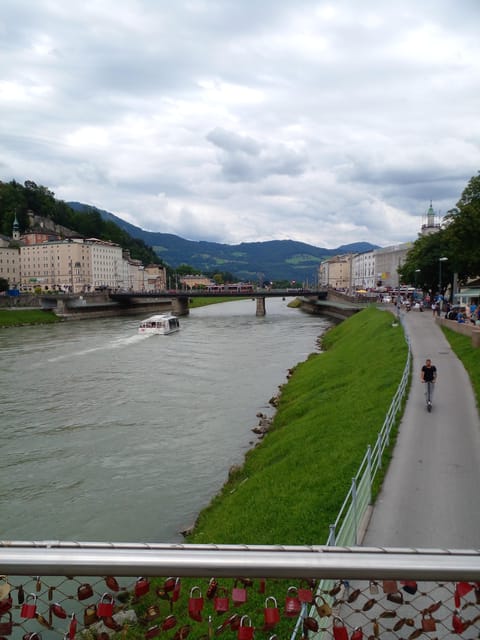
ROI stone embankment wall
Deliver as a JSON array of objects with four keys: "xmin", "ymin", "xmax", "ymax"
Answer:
[{"xmin": 435, "ymin": 316, "xmax": 480, "ymax": 348}]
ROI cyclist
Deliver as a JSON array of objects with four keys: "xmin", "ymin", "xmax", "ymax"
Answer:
[{"xmin": 421, "ymin": 358, "xmax": 437, "ymax": 411}]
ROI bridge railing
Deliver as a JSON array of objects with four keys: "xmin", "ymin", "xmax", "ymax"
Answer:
[{"xmin": 1, "ymin": 542, "xmax": 479, "ymax": 639}]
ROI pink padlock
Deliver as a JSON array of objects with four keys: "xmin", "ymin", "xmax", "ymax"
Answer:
[
  {"xmin": 97, "ymin": 593, "xmax": 115, "ymax": 617},
  {"xmin": 285, "ymin": 586, "xmax": 302, "ymax": 617}
]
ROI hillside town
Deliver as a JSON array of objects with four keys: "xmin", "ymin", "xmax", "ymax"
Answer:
[
  {"xmin": 0, "ymin": 203, "xmax": 441, "ymax": 297},
  {"xmin": 0, "ymin": 210, "xmax": 166, "ymax": 293}
]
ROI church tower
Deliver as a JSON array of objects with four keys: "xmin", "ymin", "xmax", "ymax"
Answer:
[
  {"xmin": 421, "ymin": 201, "xmax": 441, "ymax": 236},
  {"xmin": 12, "ymin": 212, "xmax": 20, "ymax": 241}
]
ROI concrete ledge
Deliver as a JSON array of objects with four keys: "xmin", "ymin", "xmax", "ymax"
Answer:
[{"xmin": 435, "ymin": 316, "xmax": 480, "ymax": 348}]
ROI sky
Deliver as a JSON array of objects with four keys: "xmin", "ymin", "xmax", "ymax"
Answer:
[{"xmin": 1, "ymin": 1, "xmax": 480, "ymax": 249}]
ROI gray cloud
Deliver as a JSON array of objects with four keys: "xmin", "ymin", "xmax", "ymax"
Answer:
[{"xmin": 1, "ymin": 0, "xmax": 479, "ymax": 249}]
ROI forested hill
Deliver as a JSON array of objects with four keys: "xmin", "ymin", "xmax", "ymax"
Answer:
[
  {"xmin": 68, "ymin": 201, "xmax": 378, "ymax": 282},
  {"xmin": 0, "ymin": 180, "xmax": 163, "ymax": 267}
]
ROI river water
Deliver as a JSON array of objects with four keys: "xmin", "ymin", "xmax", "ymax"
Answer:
[{"xmin": 1, "ymin": 298, "xmax": 331, "ymax": 543}]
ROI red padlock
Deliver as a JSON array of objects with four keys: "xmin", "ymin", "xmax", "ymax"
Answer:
[
  {"xmin": 0, "ymin": 611, "xmax": 13, "ymax": 636},
  {"xmin": 284, "ymin": 587, "xmax": 301, "ymax": 617},
  {"xmin": 0, "ymin": 595, "xmax": 12, "ymax": 614},
  {"xmin": 135, "ymin": 577, "xmax": 150, "ymax": 598},
  {"xmin": 50, "ymin": 603, "xmax": 67, "ymax": 619},
  {"xmin": 351, "ymin": 627, "xmax": 363, "ymax": 640},
  {"xmin": 238, "ymin": 615, "xmax": 254, "ymax": 640},
  {"xmin": 21, "ymin": 594, "xmax": 37, "ymax": 619},
  {"xmin": 333, "ymin": 617, "xmax": 349, "ymax": 640},
  {"xmin": 257, "ymin": 579, "xmax": 266, "ymax": 594},
  {"xmin": 188, "ymin": 586, "xmax": 204, "ymax": 622},
  {"xmin": 77, "ymin": 583, "xmax": 94, "ymax": 601},
  {"xmin": 214, "ymin": 587, "xmax": 230, "ymax": 614},
  {"xmin": 68, "ymin": 613, "xmax": 77, "ymax": 640},
  {"xmin": 105, "ymin": 576, "xmax": 120, "ymax": 592},
  {"xmin": 298, "ymin": 581, "xmax": 313, "ymax": 603},
  {"xmin": 232, "ymin": 581, "xmax": 247, "ymax": 606},
  {"xmin": 162, "ymin": 614, "xmax": 177, "ymax": 631},
  {"xmin": 172, "ymin": 578, "xmax": 181, "ymax": 603},
  {"xmin": 400, "ymin": 580, "xmax": 418, "ymax": 595},
  {"xmin": 456, "ymin": 581, "xmax": 473, "ymax": 597},
  {"xmin": 164, "ymin": 577, "xmax": 176, "ymax": 593},
  {"xmin": 452, "ymin": 611, "xmax": 464, "ymax": 634},
  {"xmin": 97, "ymin": 593, "xmax": 115, "ymax": 617},
  {"xmin": 263, "ymin": 596, "xmax": 280, "ymax": 627}
]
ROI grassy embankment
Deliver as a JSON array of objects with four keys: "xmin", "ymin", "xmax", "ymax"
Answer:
[
  {"xmin": 188, "ymin": 306, "xmax": 408, "ymax": 545},
  {"xmin": 441, "ymin": 327, "xmax": 480, "ymax": 406},
  {"xmin": 125, "ymin": 307, "xmax": 408, "ymax": 639},
  {"xmin": 0, "ymin": 308, "xmax": 60, "ymax": 327}
]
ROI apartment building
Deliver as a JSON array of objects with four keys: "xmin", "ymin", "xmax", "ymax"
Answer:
[
  {"xmin": 318, "ymin": 255, "xmax": 352, "ymax": 290},
  {"xmin": 0, "ymin": 234, "xmax": 21, "ymax": 287}
]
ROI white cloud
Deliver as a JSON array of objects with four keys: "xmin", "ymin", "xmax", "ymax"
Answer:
[{"xmin": 1, "ymin": 0, "xmax": 480, "ymax": 250}]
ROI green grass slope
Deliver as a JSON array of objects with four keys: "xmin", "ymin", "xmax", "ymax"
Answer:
[{"xmin": 189, "ymin": 307, "xmax": 407, "ymax": 545}]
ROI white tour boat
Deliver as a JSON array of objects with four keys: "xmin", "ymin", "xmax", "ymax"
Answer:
[{"xmin": 138, "ymin": 313, "xmax": 180, "ymax": 335}]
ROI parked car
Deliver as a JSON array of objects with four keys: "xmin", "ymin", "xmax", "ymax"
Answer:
[{"xmin": 382, "ymin": 296, "xmax": 392, "ymax": 303}]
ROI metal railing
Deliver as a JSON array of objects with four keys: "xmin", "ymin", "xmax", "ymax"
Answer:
[
  {"xmin": 1, "ymin": 543, "xmax": 479, "ymax": 640},
  {"xmin": 326, "ymin": 320, "xmax": 411, "ymax": 547}
]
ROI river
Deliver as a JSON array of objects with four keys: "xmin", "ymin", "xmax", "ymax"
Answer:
[{"xmin": 1, "ymin": 298, "xmax": 332, "ymax": 543}]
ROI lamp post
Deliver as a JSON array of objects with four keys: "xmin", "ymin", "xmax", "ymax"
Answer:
[
  {"xmin": 414, "ymin": 269, "xmax": 420, "ymax": 287},
  {"xmin": 438, "ymin": 257, "xmax": 448, "ymax": 299}
]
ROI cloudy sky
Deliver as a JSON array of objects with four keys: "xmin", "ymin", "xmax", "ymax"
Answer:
[{"xmin": 1, "ymin": 1, "xmax": 479, "ymax": 249}]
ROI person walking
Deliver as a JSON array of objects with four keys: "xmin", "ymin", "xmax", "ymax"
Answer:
[{"xmin": 421, "ymin": 358, "xmax": 437, "ymax": 411}]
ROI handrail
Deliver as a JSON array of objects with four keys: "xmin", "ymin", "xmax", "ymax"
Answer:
[{"xmin": 1, "ymin": 543, "xmax": 479, "ymax": 581}]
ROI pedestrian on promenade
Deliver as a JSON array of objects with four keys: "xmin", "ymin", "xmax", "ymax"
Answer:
[{"xmin": 421, "ymin": 358, "xmax": 437, "ymax": 407}]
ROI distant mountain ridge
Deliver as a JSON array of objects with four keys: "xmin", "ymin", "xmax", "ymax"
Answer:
[{"xmin": 68, "ymin": 202, "xmax": 378, "ymax": 281}]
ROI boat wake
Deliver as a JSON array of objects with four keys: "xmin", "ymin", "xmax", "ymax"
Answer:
[{"xmin": 45, "ymin": 333, "xmax": 148, "ymax": 362}]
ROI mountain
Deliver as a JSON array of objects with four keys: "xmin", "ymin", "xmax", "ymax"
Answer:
[{"xmin": 68, "ymin": 202, "xmax": 378, "ymax": 282}]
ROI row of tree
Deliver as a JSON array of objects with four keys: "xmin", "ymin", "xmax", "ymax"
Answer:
[
  {"xmin": 0, "ymin": 180, "xmax": 165, "ymax": 269},
  {"xmin": 399, "ymin": 172, "xmax": 480, "ymax": 295}
]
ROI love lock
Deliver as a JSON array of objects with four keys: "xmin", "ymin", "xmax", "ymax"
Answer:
[
  {"xmin": 134, "ymin": 576, "xmax": 150, "ymax": 597},
  {"xmin": 50, "ymin": 603, "xmax": 67, "ymax": 619},
  {"xmin": 284, "ymin": 586, "xmax": 301, "ymax": 617},
  {"xmin": 0, "ymin": 611, "xmax": 13, "ymax": 636},
  {"xmin": 214, "ymin": 587, "xmax": 230, "ymax": 614},
  {"xmin": 232, "ymin": 581, "xmax": 247, "ymax": 606},
  {"xmin": 237, "ymin": 615, "xmax": 254, "ymax": 640},
  {"xmin": 333, "ymin": 617, "xmax": 349, "ymax": 640},
  {"xmin": 77, "ymin": 583, "xmax": 94, "ymax": 601},
  {"xmin": 20, "ymin": 594, "xmax": 37, "ymax": 619},
  {"xmin": 351, "ymin": 627, "xmax": 363, "ymax": 640},
  {"xmin": 315, "ymin": 594, "xmax": 332, "ymax": 617},
  {"xmin": 188, "ymin": 586, "xmax": 204, "ymax": 622},
  {"xmin": 105, "ymin": 576, "xmax": 120, "ymax": 592},
  {"xmin": 263, "ymin": 596, "xmax": 280, "ymax": 628},
  {"xmin": 0, "ymin": 577, "xmax": 11, "ymax": 600},
  {"xmin": 97, "ymin": 593, "xmax": 115, "ymax": 617},
  {"xmin": 298, "ymin": 580, "xmax": 313, "ymax": 603},
  {"xmin": 172, "ymin": 578, "xmax": 182, "ymax": 603}
]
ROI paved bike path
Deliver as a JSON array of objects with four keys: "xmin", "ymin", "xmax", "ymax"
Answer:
[{"xmin": 362, "ymin": 309, "xmax": 480, "ymax": 549}]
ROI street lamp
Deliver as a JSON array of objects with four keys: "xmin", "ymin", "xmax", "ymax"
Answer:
[{"xmin": 438, "ymin": 257, "xmax": 448, "ymax": 298}]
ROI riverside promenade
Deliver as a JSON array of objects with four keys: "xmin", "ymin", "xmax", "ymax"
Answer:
[{"xmin": 362, "ymin": 307, "xmax": 480, "ymax": 549}]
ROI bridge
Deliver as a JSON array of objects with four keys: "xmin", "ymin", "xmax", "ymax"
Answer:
[{"xmin": 109, "ymin": 288, "xmax": 328, "ymax": 316}]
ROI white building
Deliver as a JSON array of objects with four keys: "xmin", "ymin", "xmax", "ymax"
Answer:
[{"xmin": 351, "ymin": 251, "xmax": 376, "ymax": 290}]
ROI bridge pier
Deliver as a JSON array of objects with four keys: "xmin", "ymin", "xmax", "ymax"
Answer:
[
  {"xmin": 172, "ymin": 296, "xmax": 190, "ymax": 316},
  {"xmin": 256, "ymin": 297, "xmax": 266, "ymax": 316}
]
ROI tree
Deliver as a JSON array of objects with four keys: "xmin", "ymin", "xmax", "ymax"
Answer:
[{"xmin": 443, "ymin": 172, "xmax": 480, "ymax": 280}]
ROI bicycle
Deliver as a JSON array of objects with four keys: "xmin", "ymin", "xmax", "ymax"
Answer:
[{"xmin": 424, "ymin": 381, "xmax": 434, "ymax": 412}]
